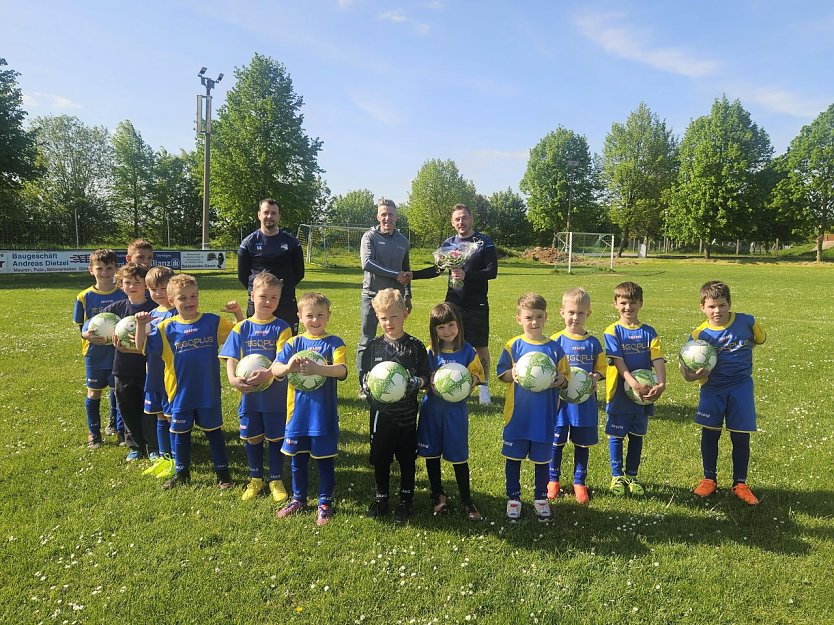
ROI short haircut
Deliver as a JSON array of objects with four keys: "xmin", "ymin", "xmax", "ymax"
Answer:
[
  {"xmin": 116, "ymin": 262, "xmax": 149, "ymax": 283},
  {"xmin": 428, "ymin": 302, "xmax": 464, "ymax": 353},
  {"xmin": 372, "ymin": 288, "xmax": 407, "ymax": 313},
  {"xmin": 259, "ymin": 198, "xmax": 280, "ymax": 211},
  {"xmin": 517, "ymin": 292, "xmax": 547, "ymax": 313},
  {"xmin": 298, "ymin": 292, "xmax": 331, "ymax": 310},
  {"xmin": 252, "ymin": 271, "xmax": 283, "ymax": 291},
  {"xmin": 127, "ymin": 239, "xmax": 153, "ymax": 255},
  {"xmin": 90, "ymin": 248, "xmax": 117, "ymax": 267},
  {"xmin": 146, "ymin": 266, "xmax": 174, "ymax": 288},
  {"xmin": 562, "ymin": 287, "xmax": 591, "ymax": 308},
  {"xmin": 167, "ymin": 273, "xmax": 197, "ymax": 296},
  {"xmin": 614, "ymin": 281, "xmax": 643, "ymax": 302},
  {"xmin": 377, "ymin": 197, "xmax": 396, "ymax": 211},
  {"xmin": 451, "ymin": 203, "xmax": 471, "ymax": 217},
  {"xmin": 700, "ymin": 280, "xmax": 731, "ymax": 306}
]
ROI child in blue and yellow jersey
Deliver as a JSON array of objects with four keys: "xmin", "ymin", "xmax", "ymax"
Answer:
[
  {"xmin": 683, "ymin": 281, "xmax": 765, "ymax": 506},
  {"xmin": 74, "ymin": 249, "xmax": 127, "ymax": 448},
  {"xmin": 497, "ymin": 293, "xmax": 570, "ymax": 523},
  {"xmin": 548, "ymin": 288, "xmax": 606, "ymax": 505},
  {"xmin": 220, "ymin": 272, "xmax": 293, "ymax": 503},
  {"xmin": 418, "ymin": 302, "xmax": 485, "ymax": 522},
  {"xmin": 603, "ymin": 281, "xmax": 666, "ymax": 497},
  {"xmin": 271, "ymin": 292, "xmax": 347, "ymax": 526},
  {"xmin": 136, "ymin": 273, "xmax": 244, "ymax": 490}
]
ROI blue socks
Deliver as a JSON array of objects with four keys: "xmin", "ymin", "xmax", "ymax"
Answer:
[
  {"xmin": 610, "ymin": 434, "xmax": 644, "ymax": 477},
  {"xmin": 505, "ymin": 459, "xmax": 522, "ymax": 499},
  {"xmin": 549, "ymin": 445, "xmax": 563, "ymax": 482},
  {"xmin": 318, "ymin": 457, "xmax": 335, "ymax": 506},
  {"xmin": 174, "ymin": 432, "xmax": 192, "ymax": 473},
  {"xmin": 246, "ymin": 441, "xmax": 265, "ymax": 478},
  {"xmin": 574, "ymin": 446, "xmax": 589, "ymax": 485},
  {"xmin": 85, "ymin": 397, "xmax": 101, "ymax": 437},
  {"xmin": 292, "ymin": 453, "xmax": 310, "ymax": 501},
  {"xmin": 157, "ymin": 419, "xmax": 171, "ymax": 455},
  {"xmin": 702, "ymin": 428, "xmax": 751, "ymax": 484},
  {"xmin": 533, "ymin": 463, "xmax": 549, "ymax": 500},
  {"xmin": 701, "ymin": 428, "xmax": 721, "ymax": 480},
  {"xmin": 268, "ymin": 441, "xmax": 284, "ymax": 481},
  {"xmin": 204, "ymin": 428, "xmax": 228, "ymax": 471}
]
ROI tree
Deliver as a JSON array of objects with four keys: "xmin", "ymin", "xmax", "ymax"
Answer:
[
  {"xmin": 770, "ymin": 104, "xmax": 834, "ymax": 261},
  {"xmin": 0, "ymin": 58, "xmax": 38, "ymax": 194},
  {"xmin": 211, "ymin": 53, "xmax": 323, "ymax": 230},
  {"xmin": 112, "ymin": 120, "xmax": 155, "ymax": 239},
  {"xmin": 520, "ymin": 127, "xmax": 596, "ymax": 247},
  {"xmin": 149, "ymin": 148, "xmax": 202, "ymax": 247},
  {"xmin": 602, "ymin": 103, "xmax": 678, "ymax": 256},
  {"xmin": 487, "ymin": 188, "xmax": 531, "ymax": 247},
  {"xmin": 327, "ymin": 188, "xmax": 375, "ymax": 226},
  {"xmin": 667, "ymin": 96, "xmax": 772, "ymax": 259},
  {"xmin": 407, "ymin": 158, "xmax": 476, "ymax": 244}
]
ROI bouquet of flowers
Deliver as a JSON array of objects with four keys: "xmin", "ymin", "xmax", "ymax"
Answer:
[{"xmin": 433, "ymin": 240, "xmax": 481, "ymax": 289}]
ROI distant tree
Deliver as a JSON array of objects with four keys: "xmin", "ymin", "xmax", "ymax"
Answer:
[
  {"xmin": 150, "ymin": 148, "xmax": 202, "ymax": 247},
  {"xmin": 327, "ymin": 188, "xmax": 375, "ymax": 226},
  {"xmin": 487, "ymin": 188, "xmax": 531, "ymax": 247},
  {"xmin": 112, "ymin": 120, "xmax": 155, "ymax": 239},
  {"xmin": 211, "ymin": 53, "xmax": 323, "ymax": 230},
  {"xmin": 602, "ymin": 103, "xmax": 678, "ymax": 256},
  {"xmin": 520, "ymin": 127, "xmax": 596, "ymax": 247},
  {"xmin": 473, "ymin": 193, "xmax": 492, "ymax": 232},
  {"xmin": 770, "ymin": 104, "xmax": 834, "ymax": 261},
  {"xmin": 407, "ymin": 158, "xmax": 477, "ymax": 244},
  {"xmin": 667, "ymin": 96, "xmax": 772, "ymax": 259},
  {"xmin": 0, "ymin": 58, "xmax": 38, "ymax": 194}
]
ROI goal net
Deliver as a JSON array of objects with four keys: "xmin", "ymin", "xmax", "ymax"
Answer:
[
  {"xmin": 296, "ymin": 224, "xmax": 373, "ymax": 267},
  {"xmin": 554, "ymin": 232, "xmax": 615, "ymax": 273}
]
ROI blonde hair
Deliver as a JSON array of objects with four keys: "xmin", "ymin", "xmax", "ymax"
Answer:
[
  {"xmin": 372, "ymin": 288, "xmax": 407, "ymax": 314},
  {"xmin": 517, "ymin": 292, "xmax": 547, "ymax": 313},
  {"xmin": 116, "ymin": 262, "xmax": 148, "ymax": 283},
  {"xmin": 614, "ymin": 281, "xmax": 643, "ymax": 302},
  {"xmin": 298, "ymin": 292, "xmax": 331, "ymax": 310},
  {"xmin": 700, "ymin": 280, "xmax": 731, "ymax": 305},
  {"xmin": 146, "ymin": 266, "xmax": 174, "ymax": 288},
  {"xmin": 127, "ymin": 239, "xmax": 153, "ymax": 256},
  {"xmin": 252, "ymin": 271, "xmax": 284, "ymax": 291},
  {"xmin": 562, "ymin": 287, "xmax": 591, "ymax": 309},
  {"xmin": 167, "ymin": 273, "xmax": 197, "ymax": 296},
  {"xmin": 90, "ymin": 248, "xmax": 117, "ymax": 267}
]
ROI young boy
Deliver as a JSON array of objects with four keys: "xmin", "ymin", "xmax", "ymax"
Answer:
[
  {"xmin": 136, "ymin": 274, "xmax": 244, "ymax": 489},
  {"xmin": 359, "ymin": 288, "xmax": 429, "ymax": 523},
  {"xmin": 126, "ymin": 239, "xmax": 153, "ymax": 267},
  {"xmin": 271, "ymin": 293, "xmax": 348, "ymax": 526},
  {"xmin": 683, "ymin": 281, "xmax": 765, "ymax": 505},
  {"xmin": 549, "ymin": 288, "xmax": 606, "ymax": 505},
  {"xmin": 140, "ymin": 266, "xmax": 178, "ymax": 479},
  {"xmin": 220, "ymin": 272, "xmax": 293, "ymax": 503},
  {"xmin": 603, "ymin": 281, "xmax": 666, "ymax": 497},
  {"xmin": 103, "ymin": 263, "xmax": 158, "ymax": 461},
  {"xmin": 74, "ymin": 249, "xmax": 126, "ymax": 448},
  {"xmin": 497, "ymin": 293, "xmax": 569, "ymax": 522}
]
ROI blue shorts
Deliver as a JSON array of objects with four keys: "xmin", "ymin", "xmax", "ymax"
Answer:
[
  {"xmin": 240, "ymin": 411, "xmax": 286, "ymax": 442},
  {"xmin": 86, "ymin": 366, "xmax": 115, "ymax": 391},
  {"xmin": 417, "ymin": 400, "xmax": 469, "ymax": 463},
  {"xmin": 501, "ymin": 438, "xmax": 552, "ymax": 464},
  {"xmin": 605, "ymin": 412, "xmax": 648, "ymax": 438},
  {"xmin": 282, "ymin": 435, "xmax": 338, "ymax": 459},
  {"xmin": 170, "ymin": 406, "xmax": 223, "ymax": 433},
  {"xmin": 554, "ymin": 424, "xmax": 598, "ymax": 447},
  {"xmin": 695, "ymin": 379, "xmax": 756, "ymax": 432},
  {"xmin": 144, "ymin": 391, "xmax": 170, "ymax": 416}
]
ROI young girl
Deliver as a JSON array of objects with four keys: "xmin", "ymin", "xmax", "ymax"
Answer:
[{"xmin": 418, "ymin": 303, "xmax": 485, "ymax": 521}]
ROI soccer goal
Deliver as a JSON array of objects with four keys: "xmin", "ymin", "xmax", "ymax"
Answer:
[
  {"xmin": 296, "ymin": 223, "xmax": 372, "ymax": 267},
  {"xmin": 554, "ymin": 232, "xmax": 615, "ymax": 274}
]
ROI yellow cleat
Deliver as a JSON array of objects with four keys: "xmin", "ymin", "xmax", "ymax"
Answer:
[
  {"xmin": 269, "ymin": 479, "xmax": 289, "ymax": 503},
  {"xmin": 242, "ymin": 477, "xmax": 265, "ymax": 502}
]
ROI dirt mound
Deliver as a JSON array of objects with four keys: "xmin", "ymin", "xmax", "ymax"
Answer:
[{"xmin": 521, "ymin": 246, "xmax": 566, "ymax": 263}]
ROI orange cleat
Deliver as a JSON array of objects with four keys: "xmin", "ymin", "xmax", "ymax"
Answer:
[
  {"xmin": 732, "ymin": 483, "xmax": 759, "ymax": 506},
  {"xmin": 693, "ymin": 478, "xmax": 717, "ymax": 497},
  {"xmin": 573, "ymin": 483, "xmax": 589, "ymax": 505},
  {"xmin": 547, "ymin": 480, "xmax": 560, "ymax": 500}
]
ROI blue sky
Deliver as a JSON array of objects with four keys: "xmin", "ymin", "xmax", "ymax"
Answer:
[{"xmin": 3, "ymin": 0, "xmax": 832, "ymax": 205}]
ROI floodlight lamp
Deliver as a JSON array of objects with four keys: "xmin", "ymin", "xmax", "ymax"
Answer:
[
  {"xmin": 198, "ymin": 67, "xmax": 207, "ymax": 76},
  {"xmin": 217, "ymin": 73, "xmax": 224, "ymax": 82}
]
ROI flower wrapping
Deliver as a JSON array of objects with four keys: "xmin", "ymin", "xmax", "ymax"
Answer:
[{"xmin": 433, "ymin": 240, "xmax": 481, "ymax": 289}]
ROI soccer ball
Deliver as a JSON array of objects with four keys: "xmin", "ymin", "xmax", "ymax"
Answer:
[
  {"xmin": 515, "ymin": 351, "xmax": 557, "ymax": 393},
  {"xmin": 367, "ymin": 361, "xmax": 409, "ymax": 404},
  {"xmin": 679, "ymin": 339, "xmax": 717, "ymax": 374},
  {"xmin": 433, "ymin": 362, "xmax": 473, "ymax": 403},
  {"xmin": 88, "ymin": 312, "xmax": 120, "ymax": 340},
  {"xmin": 559, "ymin": 366, "xmax": 594, "ymax": 404},
  {"xmin": 286, "ymin": 349, "xmax": 328, "ymax": 392},
  {"xmin": 235, "ymin": 354, "xmax": 274, "ymax": 392},
  {"xmin": 114, "ymin": 316, "xmax": 137, "ymax": 350},
  {"xmin": 624, "ymin": 368, "xmax": 658, "ymax": 405}
]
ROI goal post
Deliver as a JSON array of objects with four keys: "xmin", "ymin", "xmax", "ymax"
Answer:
[
  {"xmin": 296, "ymin": 223, "xmax": 382, "ymax": 267},
  {"xmin": 555, "ymin": 232, "xmax": 615, "ymax": 274}
]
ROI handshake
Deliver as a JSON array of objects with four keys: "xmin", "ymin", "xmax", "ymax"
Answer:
[{"xmin": 396, "ymin": 271, "xmax": 413, "ymax": 286}]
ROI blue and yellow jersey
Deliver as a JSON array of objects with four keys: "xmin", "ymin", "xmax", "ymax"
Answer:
[
  {"xmin": 219, "ymin": 316, "xmax": 292, "ymax": 415},
  {"xmin": 73, "ymin": 286, "xmax": 127, "ymax": 369},
  {"xmin": 429, "ymin": 342, "xmax": 485, "ymax": 391},
  {"xmin": 144, "ymin": 306, "xmax": 177, "ymax": 393},
  {"xmin": 691, "ymin": 312, "xmax": 765, "ymax": 391},
  {"xmin": 143, "ymin": 313, "xmax": 234, "ymax": 413},
  {"xmin": 275, "ymin": 333, "xmax": 346, "ymax": 438},
  {"xmin": 496, "ymin": 335, "xmax": 570, "ymax": 443},
  {"xmin": 603, "ymin": 321, "xmax": 663, "ymax": 415},
  {"xmin": 551, "ymin": 330, "xmax": 606, "ymax": 427}
]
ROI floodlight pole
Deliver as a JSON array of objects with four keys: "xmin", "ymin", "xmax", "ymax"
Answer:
[{"xmin": 197, "ymin": 68, "xmax": 223, "ymax": 250}]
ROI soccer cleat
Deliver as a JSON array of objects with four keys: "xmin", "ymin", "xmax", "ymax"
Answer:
[
  {"xmin": 547, "ymin": 480, "xmax": 560, "ymax": 500},
  {"xmin": 242, "ymin": 477, "xmax": 265, "ymax": 501},
  {"xmin": 357, "ymin": 390, "xmax": 368, "ymax": 401},
  {"xmin": 506, "ymin": 499, "xmax": 522, "ymax": 522},
  {"xmin": 693, "ymin": 478, "xmax": 718, "ymax": 497},
  {"xmin": 148, "ymin": 451, "xmax": 160, "ymax": 462},
  {"xmin": 573, "ymin": 483, "xmax": 590, "ymax": 505},
  {"xmin": 87, "ymin": 434, "xmax": 102, "ymax": 450},
  {"xmin": 478, "ymin": 384, "xmax": 491, "ymax": 405},
  {"xmin": 268, "ymin": 479, "xmax": 289, "ymax": 503},
  {"xmin": 432, "ymin": 493, "xmax": 448, "ymax": 515},
  {"xmin": 316, "ymin": 504, "xmax": 335, "ymax": 526},
  {"xmin": 142, "ymin": 456, "xmax": 165, "ymax": 476},
  {"xmin": 366, "ymin": 497, "xmax": 390, "ymax": 519},
  {"xmin": 104, "ymin": 423, "xmax": 117, "ymax": 437},
  {"xmin": 216, "ymin": 469, "xmax": 233, "ymax": 490},
  {"xmin": 732, "ymin": 482, "xmax": 760, "ymax": 506},
  {"xmin": 125, "ymin": 449, "xmax": 141, "ymax": 462},
  {"xmin": 394, "ymin": 500, "xmax": 413, "ymax": 524},
  {"xmin": 117, "ymin": 433, "xmax": 127, "ymax": 447},
  {"xmin": 276, "ymin": 499, "xmax": 308, "ymax": 519},
  {"xmin": 533, "ymin": 499, "xmax": 552, "ymax": 523},
  {"xmin": 462, "ymin": 501, "xmax": 482, "ymax": 522},
  {"xmin": 153, "ymin": 455, "xmax": 175, "ymax": 480},
  {"xmin": 162, "ymin": 470, "xmax": 191, "ymax": 490},
  {"xmin": 624, "ymin": 476, "xmax": 645, "ymax": 496},
  {"xmin": 609, "ymin": 476, "xmax": 627, "ymax": 496}
]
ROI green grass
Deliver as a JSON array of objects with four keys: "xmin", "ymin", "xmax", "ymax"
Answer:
[{"xmin": 1, "ymin": 260, "xmax": 833, "ymax": 624}]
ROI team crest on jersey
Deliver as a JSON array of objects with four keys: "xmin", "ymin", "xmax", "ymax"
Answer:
[
  {"xmin": 281, "ymin": 243, "xmax": 289, "ymax": 251},
  {"xmin": 256, "ymin": 244, "xmax": 263, "ymax": 251}
]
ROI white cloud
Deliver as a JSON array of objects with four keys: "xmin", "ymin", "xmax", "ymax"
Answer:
[
  {"xmin": 22, "ymin": 91, "xmax": 82, "ymax": 110},
  {"xmin": 575, "ymin": 10, "xmax": 718, "ymax": 78},
  {"xmin": 379, "ymin": 9, "xmax": 407, "ymax": 23},
  {"xmin": 725, "ymin": 84, "xmax": 828, "ymax": 119},
  {"xmin": 350, "ymin": 92, "xmax": 400, "ymax": 126}
]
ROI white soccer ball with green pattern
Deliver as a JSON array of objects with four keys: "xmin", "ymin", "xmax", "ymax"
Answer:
[
  {"xmin": 235, "ymin": 353, "xmax": 274, "ymax": 392},
  {"xmin": 624, "ymin": 368, "xmax": 658, "ymax": 405},
  {"xmin": 286, "ymin": 349, "xmax": 328, "ymax": 392},
  {"xmin": 367, "ymin": 361, "xmax": 409, "ymax": 404},
  {"xmin": 433, "ymin": 362, "xmax": 473, "ymax": 403},
  {"xmin": 88, "ymin": 312, "xmax": 120, "ymax": 340},
  {"xmin": 559, "ymin": 366, "xmax": 594, "ymax": 404},
  {"xmin": 515, "ymin": 351, "xmax": 557, "ymax": 393},
  {"xmin": 114, "ymin": 315, "xmax": 137, "ymax": 350},
  {"xmin": 679, "ymin": 339, "xmax": 717, "ymax": 375}
]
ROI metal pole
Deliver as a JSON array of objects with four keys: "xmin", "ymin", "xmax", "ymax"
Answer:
[
  {"xmin": 567, "ymin": 231, "xmax": 573, "ymax": 274},
  {"xmin": 201, "ymin": 90, "xmax": 211, "ymax": 250}
]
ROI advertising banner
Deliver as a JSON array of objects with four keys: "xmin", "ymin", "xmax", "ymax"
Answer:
[{"xmin": 0, "ymin": 250, "xmax": 228, "ymax": 274}]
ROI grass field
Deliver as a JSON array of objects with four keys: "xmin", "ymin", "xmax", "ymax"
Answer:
[{"xmin": 1, "ymin": 257, "xmax": 833, "ymax": 625}]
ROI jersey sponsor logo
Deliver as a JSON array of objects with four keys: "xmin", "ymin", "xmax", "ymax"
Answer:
[
  {"xmin": 251, "ymin": 328, "xmax": 274, "ymax": 336},
  {"xmin": 174, "ymin": 335, "xmax": 215, "ymax": 352},
  {"xmin": 182, "ymin": 327, "xmax": 199, "ymax": 335},
  {"xmin": 280, "ymin": 244, "xmax": 288, "ymax": 251},
  {"xmin": 568, "ymin": 352, "xmax": 594, "ymax": 365},
  {"xmin": 244, "ymin": 339, "xmax": 276, "ymax": 350},
  {"xmin": 717, "ymin": 335, "xmax": 751, "ymax": 353},
  {"xmin": 622, "ymin": 341, "xmax": 649, "ymax": 353}
]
